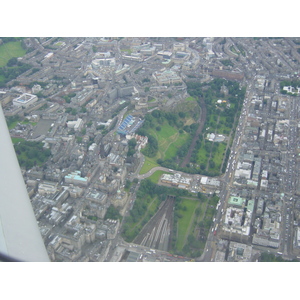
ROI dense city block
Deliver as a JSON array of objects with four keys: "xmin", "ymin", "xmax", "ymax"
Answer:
[{"xmin": 1, "ymin": 37, "xmax": 300, "ymax": 262}]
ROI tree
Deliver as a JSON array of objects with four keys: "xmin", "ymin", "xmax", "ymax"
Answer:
[
  {"xmin": 178, "ymin": 112, "xmax": 186, "ymax": 118},
  {"xmin": 195, "ymin": 207, "xmax": 201, "ymax": 216},
  {"xmin": 7, "ymin": 57, "xmax": 18, "ymax": 67},
  {"xmin": 104, "ymin": 205, "xmax": 122, "ymax": 220},
  {"xmin": 127, "ymin": 138, "xmax": 137, "ymax": 157}
]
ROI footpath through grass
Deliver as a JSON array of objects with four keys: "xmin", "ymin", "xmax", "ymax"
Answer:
[{"xmin": 139, "ymin": 156, "xmax": 159, "ymax": 175}]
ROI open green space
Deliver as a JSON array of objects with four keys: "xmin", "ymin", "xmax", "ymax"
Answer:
[
  {"xmin": 186, "ymin": 78, "xmax": 246, "ymax": 176},
  {"xmin": 11, "ymin": 137, "xmax": 25, "ymax": 144},
  {"xmin": 121, "ymin": 49, "xmax": 132, "ymax": 55},
  {"xmin": 5, "ymin": 115, "xmax": 23, "ymax": 129},
  {"xmin": 207, "ymin": 142, "xmax": 227, "ymax": 173},
  {"xmin": 172, "ymin": 193, "xmax": 220, "ymax": 257},
  {"xmin": 186, "ymin": 96, "xmax": 196, "ymax": 101},
  {"xmin": 175, "ymin": 199, "xmax": 199, "ymax": 251},
  {"xmin": 147, "ymin": 170, "xmax": 170, "ymax": 184},
  {"xmin": 163, "ymin": 132, "xmax": 188, "ymax": 161},
  {"xmin": 137, "ymin": 108, "xmax": 197, "ymax": 174},
  {"xmin": 0, "ymin": 41, "xmax": 26, "ymax": 67},
  {"xmin": 139, "ymin": 156, "xmax": 159, "ymax": 175},
  {"xmin": 6, "ymin": 117, "xmax": 37, "ymax": 130},
  {"xmin": 121, "ymin": 178, "xmax": 219, "ymax": 258},
  {"xmin": 121, "ymin": 179, "xmax": 194, "ymax": 243},
  {"xmin": 147, "ymin": 126, "xmax": 189, "ymax": 163}
]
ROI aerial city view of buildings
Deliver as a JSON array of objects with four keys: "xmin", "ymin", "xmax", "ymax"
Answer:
[{"xmin": 2, "ymin": 36, "xmax": 300, "ymax": 262}]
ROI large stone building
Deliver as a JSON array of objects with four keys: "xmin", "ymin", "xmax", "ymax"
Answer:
[{"xmin": 13, "ymin": 93, "xmax": 38, "ymax": 108}]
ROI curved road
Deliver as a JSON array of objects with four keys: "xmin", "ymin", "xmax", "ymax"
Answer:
[{"xmin": 137, "ymin": 166, "xmax": 173, "ymax": 180}]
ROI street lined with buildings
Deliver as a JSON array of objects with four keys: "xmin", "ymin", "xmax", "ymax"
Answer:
[{"xmin": 2, "ymin": 37, "xmax": 300, "ymax": 261}]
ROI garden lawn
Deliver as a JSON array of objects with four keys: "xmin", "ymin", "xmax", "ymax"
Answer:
[
  {"xmin": 0, "ymin": 41, "xmax": 26, "ymax": 67},
  {"xmin": 11, "ymin": 137, "xmax": 24, "ymax": 144},
  {"xmin": 186, "ymin": 96, "xmax": 196, "ymax": 101},
  {"xmin": 148, "ymin": 122, "xmax": 189, "ymax": 161},
  {"xmin": 176, "ymin": 199, "xmax": 199, "ymax": 251},
  {"xmin": 148, "ymin": 170, "xmax": 170, "ymax": 184},
  {"xmin": 208, "ymin": 142, "xmax": 227, "ymax": 172},
  {"xmin": 139, "ymin": 156, "xmax": 159, "ymax": 175},
  {"xmin": 140, "ymin": 121, "xmax": 190, "ymax": 174}
]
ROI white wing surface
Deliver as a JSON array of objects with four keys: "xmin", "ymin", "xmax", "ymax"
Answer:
[{"xmin": 0, "ymin": 105, "xmax": 49, "ymax": 261}]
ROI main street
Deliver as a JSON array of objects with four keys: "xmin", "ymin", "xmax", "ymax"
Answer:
[
  {"xmin": 280, "ymin": 95, "xmax": 299, "ymax": 258},
  {"xmin": 200, "ymin": 79, "xmax": 255, "ymax": 261}
]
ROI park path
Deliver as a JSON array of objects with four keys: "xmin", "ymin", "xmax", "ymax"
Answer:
[{"xmin": 180, "ymin": 97, "xmax": 207, "ymax": 168}]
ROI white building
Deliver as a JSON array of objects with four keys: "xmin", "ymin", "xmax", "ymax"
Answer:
[
  {"xmin": 223, "ymin": 207, "xmax": 251, "ymax": 236},
  {"xmin": 13, "ymin": 93, "xmax": 38, "ymax": 108},
  {"xmin": 67, "ymin": 118, "xmax": 83, "ymax": 131}
]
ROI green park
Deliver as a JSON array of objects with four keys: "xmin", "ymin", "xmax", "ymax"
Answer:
[
  {"xmin": 122, "ymin": 78, "xmax": 246, "ymax": 257},
  {"xmin": 0, "ymin": 38, "xmax": 31, "ymax": 87},
  {"xmin": 137, "ymin": 78, "xmax": 245, "ymax": 177},
  {"xmin": 121, "ymin": 174, "xmax": 220, "ymax": 257},
  {"xmin": 0, "ymin": 40, "xmax": 26, "ymax": 67}
]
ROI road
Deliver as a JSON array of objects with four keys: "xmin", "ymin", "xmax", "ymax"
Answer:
[{"xmin": 200, "ymin": 79, "xmax": 255, "ymax": 261}]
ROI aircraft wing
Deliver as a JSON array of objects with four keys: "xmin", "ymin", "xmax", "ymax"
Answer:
[{"xmin": 0, "ymin": 105, "xmax": 49, "ymax": 261}]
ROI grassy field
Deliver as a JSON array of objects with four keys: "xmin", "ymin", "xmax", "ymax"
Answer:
[
  {"xmin": 7, "ymin": 119, "xmax": 20, "ymax": 130},
  {"xmin": 186, "ymin": 96, "xmax": 196, "ymax": 101},
  {"xmin": 140, "ymin": 120, "xmax": 190, "ymax": 173},
  {"xmin": 184, "ymin": 117, "xmax": 195, "ymax": 126},
  {"xmin": 196, "ymin": 142, "xmax": 209, "ymax": 165},
  {"xmin": 164, "ymin": 132, "xmax": 188, "ymax": 160},
  {"xmin": 174, "ymin": 194, "xmax": 219, "ymax": 256},
  {"xmin": 149, "ymin": 121, "xmax": 177, "ymax": 141},
  {"xmin": 207, "ymin": 142, "xmax": 227, "ymax": 173},
  {"xmin": 147, "ymin": 170, "xmax": 170, "ymax": 184},
  {"xmin": 139, "ymin": 156, "xmax": 159, "ymax": 175},
  {"xmin": 176, "ymin": 199, "xmax": 199, "ymax": 251},
  {"xmin": 11, "ymin": 137, "xmax": 24, "ymax": 144},
  {"xmin": 0, "ymin": 41, "xmax": 26, "ymax": 67},
  {"xmin": 7, "ymin": 119, "xmax": 37, "ymax": 130}
]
